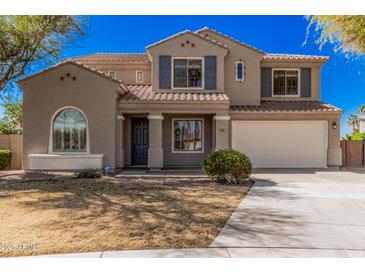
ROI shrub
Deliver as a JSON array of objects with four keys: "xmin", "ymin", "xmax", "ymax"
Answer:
[
  {"xmin": 203, "ymin": 149, "xmax": 252, "ymax": 184},
  {"xmin": 349, "ymin": 132, "xmax": 365, "ymax": 140},
  {"xmin": 75, "ymin": 169, "xmax": 103, "ymax": 179},
  {"xmin": 0, "ymin": 150, "xmax": 12, "ymax": 169}
]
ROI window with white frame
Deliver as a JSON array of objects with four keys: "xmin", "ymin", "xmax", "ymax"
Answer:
[
  {"xmin": 273, "ymin": 69, "xmax": 299, "ymax": 96},
  {"xmin": 136, "ymin": 70, "xmax": 143, "ymax": 83},
  {"xmin": 236, "ymin": 61, "xmax": 244, "ymax": 81},
  {"xmin": 109, "ymin": 71, "xmax": 116, "ymax": 78},
  {"xmin": 173, "ymin": 119, "xmax": 203, "ymax": 152},
  {"xmin": 53, "ymin": 108, "xmax": 87, "ymax": 152},
  {"xmin": 173, "ymin": 58, "xmax": 203, "ymax": 88}
]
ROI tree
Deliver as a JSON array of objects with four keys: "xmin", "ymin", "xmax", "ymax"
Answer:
[
  {"xmin": 305, "ymin": 16, "xmax": 365, "ymax": 54},
  {"xmin": 360, "ymin": 104, "xmax": 365, "ymax": 113},
  {"xmin": 0, "ymin": 97, "xmax": 23, "ymax": 134},
  {"xmin": 348, "ymin": 113, "xmax": 360, "ymax": 135},
  {"xmin": 0, "ymin": 16, "xmax": 85, "ymax": 92}
]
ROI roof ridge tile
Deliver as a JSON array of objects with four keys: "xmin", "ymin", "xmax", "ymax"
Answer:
[{"xmin": 195, "ymin": 26, "xmax": 265, "ymax": 54}]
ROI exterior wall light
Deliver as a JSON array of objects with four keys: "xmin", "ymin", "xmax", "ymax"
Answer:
[{"xmin": 332, "ymin": 121, "xmax": 337, "ymax": 129}]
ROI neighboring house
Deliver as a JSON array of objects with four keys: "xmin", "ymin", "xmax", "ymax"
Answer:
[
  {"xmin": 18, "ymin": 27, "xmax": 342, "ymax": 170},
  {"xmin": 360, "ymin": 113, "xmax": 365, "ymax": 133}
]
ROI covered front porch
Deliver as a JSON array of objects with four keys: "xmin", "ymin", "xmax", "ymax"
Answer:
[
  {"xmin": 117, "ymin": 111, "xmax": 230, "ymax": 170},
  {"xmin": 116, "ymin": 85, "xmax": 231, "ymax": 170}
]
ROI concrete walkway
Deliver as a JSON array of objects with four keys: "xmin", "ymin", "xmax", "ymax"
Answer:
[{"xmin": 36, "ymin": 169, "xmax": 365, "ymax": 258}]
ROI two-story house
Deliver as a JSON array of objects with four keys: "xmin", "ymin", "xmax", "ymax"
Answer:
[{"xmin": 18, "ymin": 27, "xmax": 342, "ymax": 170}]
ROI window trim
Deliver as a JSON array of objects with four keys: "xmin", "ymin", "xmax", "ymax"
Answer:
[
  {"xmin": 272, "ymin": 68, "xmax": 301, "ymax": 97},
  {"xmin": 48, "ymin": 106, "xmax": 90, "ymax": 154},
  {"xmin": 136, "ymin": 70, "xmax": 144, "ymax": 83},
  {"xmin": 171, "ymin": 118, "xmax": 204, "ymax": 154},
  {"xmin": 235, "ymin": 60, "xmax": 245, "ymax": 82},
  {"xmin": 171, "ymin": 57, "xmax": 205, "ymax": 90}
]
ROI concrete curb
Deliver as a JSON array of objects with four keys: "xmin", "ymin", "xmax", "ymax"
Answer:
[{"xmin": 29, "ymin": 246, "xmax": 365, "ymax": 258}]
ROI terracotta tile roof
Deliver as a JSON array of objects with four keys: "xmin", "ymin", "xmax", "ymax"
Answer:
[
  {"xmin": 146, "ymin": 30, "xmax": 230, "ymax": 51},
  {"xmin": 69, "ymin": 53, "xmax": 149, "ymax": 63},
  {"xmin": 18, "ymin": 61, "xmax": 129, "ymax": 93},
  {"xmin": 119, "ymin": 84, "xmax": 229, "ymax": 103},
  {"xmin": 195, "ymin": 27, "xmax": 266, "ymax": 54},
  {"xmin": 263, "ymin": 54, "xmax": 330, "ymax": 61},
  {"xmin": 230, "ymin": 101, "xmax": 341, "ymax": 113}
]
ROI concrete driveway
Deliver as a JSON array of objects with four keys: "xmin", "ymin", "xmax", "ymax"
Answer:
[{"xmin": 211, "ymin": 169, "xmax": 365, "ymax": 257}]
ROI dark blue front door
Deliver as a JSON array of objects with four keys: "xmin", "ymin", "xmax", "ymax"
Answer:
[{"xmin": 132, "ymin": 118, "xmax": 149, "ymax": 165}]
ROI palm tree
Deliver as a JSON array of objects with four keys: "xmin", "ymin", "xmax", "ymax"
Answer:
[
  {"xmin": 348, "ymin": 113, "xmax": 360, "ymax": 135},
  {"xmin": 360, "ymin": 104, "xmax": 365, "ymax": 113}
]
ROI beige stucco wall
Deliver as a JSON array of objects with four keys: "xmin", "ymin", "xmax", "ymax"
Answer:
[
  {"xmin": 162, "ymin": 114, "xmax": 213, "ymax": 167},
  {"xmin": 19, "ymin": 63, "xmax": 119, "ymax": 169},
  {"xmin": 198, "ymin": 30, "xmax": 264, "ymax": 105},
  {"xmin": 229, "ymin": 111, "xmax": 342, "ymax": 166},
  {"xmin": 147, "ymin": 32, "xmax": 228, "ymax": 92},
  {"xmin": 79, "ymin": 63, "xmax": 151, "ymax": 85},
  {"xmin": 261, "ymin": 60, "xmax": 324, "ymax": 101}
]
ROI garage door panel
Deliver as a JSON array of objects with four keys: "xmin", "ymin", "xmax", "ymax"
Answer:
[{"xmin": 232, "ymin": 121, "xmax": 328, "ymax": 168}]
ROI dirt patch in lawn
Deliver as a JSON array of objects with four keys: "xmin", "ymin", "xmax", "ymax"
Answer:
[{"xmin": 0, "ymin": 178, "xmax": 252, "ymax": 257}]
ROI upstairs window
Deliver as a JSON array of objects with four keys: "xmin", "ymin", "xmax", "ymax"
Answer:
[
  {"xmin": 136, "ymin": 70, "xmax": 143, "ymax": 83},
  {"xmin": 236, "ymin": 61, "xmax": 244, "ymax": 81},
  {"xmin": 173, "ymin": 58, "xmax": 203, "ymax": 89},
  {"xmin": 273, "ymin": 69, "xmax": 299, "ymax": 96},
  {"xmin": 109, "ymin": 71, "xmax": 116, "ymax": 78}
]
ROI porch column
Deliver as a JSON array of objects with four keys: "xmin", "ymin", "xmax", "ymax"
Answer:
[
  {"xmin": 147, "ymin": 113, "xmax": 164, "ymax": 171},
  {"xmin": 327, "ymin": 118, "xmax": 342, "ymax": 166},
  {"xmin": 117, "ymin": 114, "xmax": 125, "ymax": 168},
  {"xmin": 214, "ymin": 115, "xmax": 230, "ymax": 151}
]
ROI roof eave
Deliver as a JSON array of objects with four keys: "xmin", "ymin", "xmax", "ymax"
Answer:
[
  {"xmin": 145, "ymin": 29, "xmax": 230, "ymax": 53},
  {"xmin": 195, "ymin": 27, "xmax": 266, "ymax": 55},
  {"xmin": 118, "ymin": 100, "xmax": 230, "ymax": 104},
  {"xmin": 17, "ymin": 61, "xmax": 129, "ymax": 96},
  {"xmin": 262, "ymin": 55, "xmax": 330, "ymax": 63},
  {"xmin": 229, "ymin": 110, "xmax": 342, "ymax": 114},
  {"xmin": 262, "ymin": 59, "xmax": 330, "ymax": 63}
]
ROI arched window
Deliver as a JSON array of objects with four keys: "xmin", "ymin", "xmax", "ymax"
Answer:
[{"xmin": 53, "ymin": 108, "xmax": 87, "ymax": 152}]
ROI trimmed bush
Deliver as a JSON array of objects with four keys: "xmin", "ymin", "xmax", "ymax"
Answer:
[
  {"xmin": 0, "ymin": 150, "xmax": 12, "ymax": 169},
  {"xmin": 75, "ymin": 169, "xmax": 103, "ymax": 179},
  {"xmin": 203, "ymin": 149, "xmax": 252, "ymax": 184}
]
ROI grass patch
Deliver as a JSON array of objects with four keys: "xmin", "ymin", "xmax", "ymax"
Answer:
[{"xmin": 0, "ymin": 178, "xmax": 252, "ymax": 257}]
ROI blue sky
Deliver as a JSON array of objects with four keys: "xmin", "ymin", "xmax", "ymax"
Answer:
[{"xmin": 3, "ymin": 15, "xmax": 365, "ymax": 137}]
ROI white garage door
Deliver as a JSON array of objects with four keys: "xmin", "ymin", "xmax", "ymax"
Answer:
[{"xmin": 232, "ymin": 121, "xmax": 328, "ymax": 168}]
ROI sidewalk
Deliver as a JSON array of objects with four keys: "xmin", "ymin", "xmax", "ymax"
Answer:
[{"xmin": 35, "ymin": 247, "xmax": 365, "ymax": 258}]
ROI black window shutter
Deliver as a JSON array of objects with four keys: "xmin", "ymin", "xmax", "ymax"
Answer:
[
  {"xmin": 159, "ymin": 55, "xmax": 171, "ymax": 89},
  {"xmin": 300, "ymin": 68, "xmax": 311, "ymax": 97},
  {"xmin": 204, "ymin": 56, "xmax": 217, "ymax": 90},
  {"xmin": 261, "ymin": 68, "xmax": 272, "ymax": 97}
]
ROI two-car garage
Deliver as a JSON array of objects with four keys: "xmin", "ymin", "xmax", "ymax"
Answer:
[{"xmin": 231, "ymin": 120, "xmax": 328, "ymax": 168}]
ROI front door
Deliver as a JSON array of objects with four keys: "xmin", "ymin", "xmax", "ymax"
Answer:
[{"xmin": 132, "ymin": 118, "xmax": 149, "ymax": 165}]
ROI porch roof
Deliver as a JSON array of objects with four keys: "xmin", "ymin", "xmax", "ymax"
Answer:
[
  {"xmin": 118, "ymin": 84, "xmax": 230, "ymax": 103},
  {"xmin": 230, "ymin": 101, "xmax": 342, "ymax": 113},
  {"xmin": 68, "ymin": 53, "xmax": 149, "ymax": 64}
]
